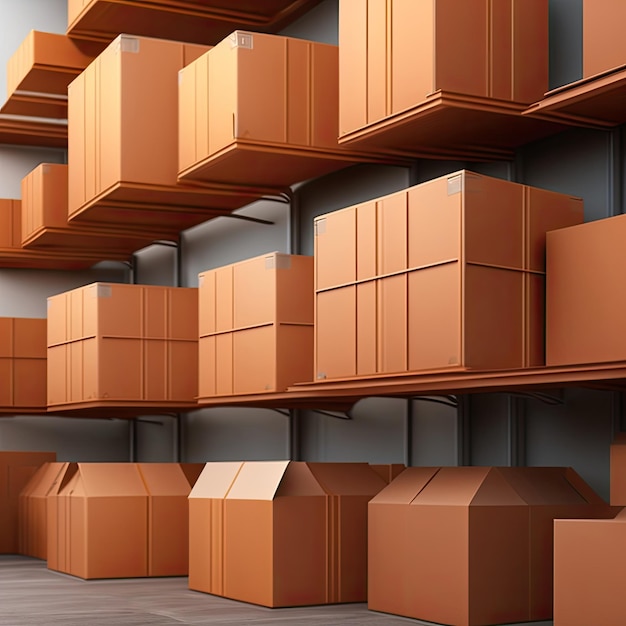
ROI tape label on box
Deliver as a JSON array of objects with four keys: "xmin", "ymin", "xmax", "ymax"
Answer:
[
  {"xmin": 119, "ymin": 36, "xmax": 140, "ymax": 54},
  {"xmin": 447, "ymin": 174, "xmax": 463, "ymax": 195},
  {"xmin": 315, "ymin": 218, "xmax": 327, "ymax": 236},
  {"xmin": 96, "ymin": 284, "xmax": 112, "ymax": 298},
  {"xmin": 266, "ymin": 254, "xmax": 291, "ymax": 270},
  {"xmin": 229, "ymin": 32, "xmax": 253, "ymax": 49}
]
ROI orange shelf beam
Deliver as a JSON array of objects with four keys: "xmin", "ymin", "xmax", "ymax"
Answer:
[{"xmin": 66, "ymin": 0, "xmax": 323, "ymax": 45}]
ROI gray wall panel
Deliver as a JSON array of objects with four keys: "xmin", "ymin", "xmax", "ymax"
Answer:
[
  {"xmin": 524, "ymin": 388, "xmax": 614, "ymax": 502},
  {"xmin": 0, "ymin": 416, "xmax": 129, "ymax": 461},
  {"xmin": 134, "ymin": 416, "xmax": 177, "ymax": 462},
  {"xmin": 299, "ymin": 397, "xmax": 405, "ymax": 463},
  {"xmin": 549, "ymin": 0, "xmax": 583, "ymax": 89},
  {"xmin": 280, "ymin": 0, "xmax": 338, "ymax": 44},
  {"xmin": 468, "ymin": 395, "xmax": 511, "ymax": 467},
  {"xmin": 181, "ymin": 200, "xmax": 289, "ymax": 287},
  {"xmin": 411, "ymin": 399, "xmax": 458, "ymax": 467},
  {"xmin": 183, "ymin": 408, "xmax": 289, "ymax": 462},
  {"xmin": 519, "ymin": 128, "xmax": 617, "ymax": 221}
]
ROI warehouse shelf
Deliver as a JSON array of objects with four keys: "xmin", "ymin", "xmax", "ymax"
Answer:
[
  {"xmin": 0, "ymin": 115, "xmax": 66, "ymax": 148},
  {"xmin": 190, "ymin": 361, "xmax": 626, "ymax": 410},
  {"xmin": 1, "ymin": 31, "xmax": 104, "ymax": 119},
  {"xmin": 523, "ymin": 66, "xmax": 626, "ymax": 128},
  {"xmin": 66, "ymin": 0, "xmax": 323, "ymax": 45}
]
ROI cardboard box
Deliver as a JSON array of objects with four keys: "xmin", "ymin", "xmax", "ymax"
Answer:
[
  {"xmin": 0, "ymin": 199, "xmax": 104, "ymax": 270},
  {"xmin": 583, "ymin": 0, "xmax": 626, "ymax": 78},
  {"xmin": 21, "ymin": 164, "xmax": 160, "ymax": 258},
  {"xmin": 368, "ymin": 466, "xmax": 614, "ymax": 626},
  {"xmin": 18, "ymin": 462, "xmax": 68, "ymax": 559},
  {"xmin": 47, "ymin": 283, "xmax": 198, "ymax": 411},
  {"xmin": 67, "ymin": 34, "xmax": 264, "ymax": 236},
  {"xmin": 338, "ymin": 0, "xmax": 556, "ymax": 160},
  {"xmin": 546, "ymin": 214, "xmax": 626, "ymax": 366},
  {"xmin": 138, "ymin": 463, "xmax": 192, "ymax": 577},
  {"xmin": 48, "ymin": 462, "xmax": 195, "ymax": 579},
  {"xmin": 554, "ymin": 508, "xmax": 626, "ymax": 626},
  {"xmin": 0, "ymin": 451, "xmax": 56, "ymax": 554},
  {"xmin": 178, "ymin": 31, "xmax": 391, "ymax": 189},
  {"xmin": 51, "ymin": 463, "xmax": 148, "ymax": 578},
  {"xmin": 188, "ymin": 461, "xmax": 386, "ymax": 606},
  {"xmin": 2, "ymin": 31, "xmax": 102, "ymax": 118},
  {"xmin": 198, "ymin": 253, "xmax": 314, "ymax": 398},
  {"xmin": 314, "ymin": 171, "xmax": 583, "ymax": 378},
  {"xmin": 188, "ymin": 461, "xmax": 244, "ymax": 596},
  {"xmin": 0, "ymin": 317, "xmax": 47, "ymax": 411}
]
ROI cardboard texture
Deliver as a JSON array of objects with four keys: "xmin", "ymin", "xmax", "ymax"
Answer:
[
  {"xmin": 67, "ymin": 34, "xmax": 265, "ymax": 237},
  {"xmin": 583, "ymin": 0, "xmax": 626, "ymax": 78},
  {"xmin": 337, "ymin": 0, "xmax": 561, "ymax": 160},
  {"xmin": 46, "ymin": 283, "xmax": 198, "ymax": 411},
  {"xmin": 554, "ymin": 508, "xmax": 626, "ymax": 626},
  {"xmin": 0, "ymin": 199, "xmax": 104, "ymax": 270},
  {"xmin": 178, "ymin": 31, "xmax": 394, "ymax": 190},
  {"xmin": 0, "ymin": 451, "xmax": 56, "ymax": 554},
  {"xmin": 2, "ymin": 31, "xmax": 102, "ymax": 118},
  {"xmin": 610, "ymin": 433, "xmax": 626, "ymax": 506},
  {"xmin": 18, "ymin": 462, "xmax": 68, "ymax": 559},
  {"xmin": 66, "ymin": 0, "xmax": 322, "ymax": 46},
  {"xmin": 48, "ymin": 462, "xmax": 192, "ymax": 579},
  {"xmin": 21, "ymin": 164, "xmax": 160, "ymax": 258},
  {"xmin": 188, "ymin": 461, "xmax": 386, "ymax": 607},
  {"xmin": 368, "ymin": 466, "xmax": 614, "ymax": 626},
  {"xmin": 546, "ymin": 214, "xmax": 626, "ymax": 366},
  {"xmin": 314, "ymin": 171, "xmax": 583, "ymax": 379},
  {"xmin": 198, "ymin": 253, "xmax": 314, "ymax": 398},
  {"xmin": 0, "ymin": 317, "xmax": 47, "ymax": 412}
]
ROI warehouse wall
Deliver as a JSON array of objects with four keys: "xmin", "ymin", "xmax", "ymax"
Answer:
[{"xmin": 0, "ymin": 0, "xmax": 620, "ymax": 504}]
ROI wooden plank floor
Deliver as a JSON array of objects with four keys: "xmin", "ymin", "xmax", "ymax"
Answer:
[{"xmin": 0, "ymin": 556, "xmax": 553, "ymax": 625}]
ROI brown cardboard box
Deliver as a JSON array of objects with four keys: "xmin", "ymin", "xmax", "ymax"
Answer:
[
  {"xmin": 67, "ymin": 34, "xmax": 264, "ymax": 237},
  {"xmin": 189, "ymin": 461, "xmax": 386, "ymax": 607},
  {"xmin": 0, "ymin": 451, "xmax": 56, "ymax": 554},
  {"xmin": 18, "ymin": 462, "xmax": 68, "ymax": 559},
  {"xmin": 51, "ymin": 463, "xmax": 148, "ymax": 579},
  {"xmin": 583, "ymin": 0, "xmax": 626, "ymax": 78},
  {"xmin": 0, "ymin": 317, "xmax": 47, "ymax": 411},
  {"xmin": 547, "ymin": 214, "xmax": 626, "ymax": 366},
  {"xmin": 368, "ymin": 466, "xmax": 614, "ymax": 626},
  {"xmin": 198, "ymin": 253, "xmax": 314, "ymax": 398},
  {"xmin": 3, "ymin": 31, "xmax": 102, "ymax": 118},
  {"xmin": 188, "ymin": 462, "xmax": 244, "ymax": 596},
  {"xmin": 21, "ymin": 164, "xmax": 159, "ymax": 258},
  {"xmin": 47, "ymin": 283, "xmax": 198, "ymax": 411},
  {"xmin": 554, "ymin": 508, "xmax": 626, "ymax": 626},
  {"xmin": 338, "ymin": 0, "xmax": 552, "ymax": 159},
  {"xmin": 0, "ymin": 199, "xmax": 104, "ymax": 269},
  {"xmin": 315, "ymin": 171, "xmax": 583, "ymax": 379},
  {"xmin": 178, "ymin": 31, "xmax": 391, "ymax": 190},
  {"xmin": 137, "ymin": 463, "xmax": 192, "ymax": 577}
]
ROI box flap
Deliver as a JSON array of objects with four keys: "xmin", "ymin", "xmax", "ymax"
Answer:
[
  {"xmin": 137, "ymin": 463, "xmax": 190, "ymax": 496},
  {"xmin": 189, "ymin": 462, "xmax": 243, "ymax": 499},
  {"xmin": 30, "ymin": 463, "xmax": 68, "ymax": 498},
  {"xmin": 413, "ymin": 467, "xmax": 491, "ymax": 505},
  {"xmin": 226, "ymin": 461, "xmax": 290, "ymax": 501},
  {"xmin": 470, "ymin": 468, "xmax": 527, "ymax": 506},
  {"xmin": 275, "ymin": 462, "xmax": 325, "ymax": 497},
  {"xmin": 306, "ymin": 462, "xmax": 386, "ymax": 496},
  {"xmin": 501, "ymin": 467, "xmax": 587, "ymax": 505},
  {"xmin": 77, "ymin": 463, "xmax": 147, "ymax": 497},
  {"xmin": 370, "ymin": 467, "xmax": 439, "ymax": 505}
]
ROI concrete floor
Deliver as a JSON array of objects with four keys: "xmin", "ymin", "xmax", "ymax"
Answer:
[{"xmin": 0, "ymin": 556, "xmax": 553, "ymax": 625}]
